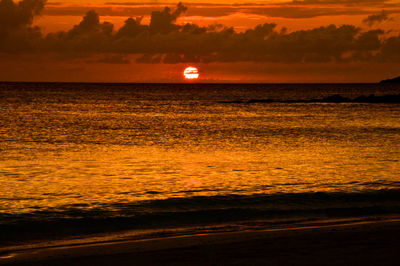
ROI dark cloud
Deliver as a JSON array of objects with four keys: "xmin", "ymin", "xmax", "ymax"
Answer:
[
  {"xmin": 43, "ymin": 10, "xmax": 114, "ymax": 54},
  {"xmin": 115, "ymin": 17, "xmax": 145, "ymax": 38},
  {"xmin": 42, "ymin": 3, "xmax": 375, "ymax": 19},
  {"xmin": 379, "ymin": 34, "xmax": 400, "ymax": 62},
  {"xmin": 112, "ymin": 22, "xmax": 386, "ymax": 64},
  {"xmin": 241, "ymin": 6, "xmax": 368, "ymax": 19},
  {"xmin": 292, "ymin": 0, "xmax": 390, "ymax": 5},
  {"xmin": 97, "ymin": 54, "xmax": 130, "ymax": 64},
  {"xmin": 0, "ymin": 0, "xmax": 45, "ymax": 32},
  {"xmin": 1, "ymin": 1, "xmax": 400, "ymax": 64},
  {"xmin": 0, "ymin": 0, "xmax": 45, "ymax": 52},
  {"xmin": 363, "ymin": 10, "xmax": 394, "ymax": 26},
  {"xmin": 149, "ymin": 2, "xmax": 187, "ymax": 34}
]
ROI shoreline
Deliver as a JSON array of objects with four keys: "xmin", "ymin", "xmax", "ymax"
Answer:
[{"xmin": 2, "ymin": 216, "xmax": 399, "ymax": 265}]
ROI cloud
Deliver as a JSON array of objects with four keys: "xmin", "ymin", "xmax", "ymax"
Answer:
[
  {"xmin": 43, "ymin": 10, "xmax": 114, "ymax": 54},
  {"xmin": 1, "ymin": 1, "xmax": 400, "ymax": 64},
  {"xmin": 241, "ymin": 6, "xmax": 369, "ymax": 19},
  {"xmin": 0, "ymin": 0, "xmax": 45, "ymax": 32},
  {"xmin": 0, "ymin": 0, "xmax": 46, "ymax": 52},
  {"xmin": 149, "ymin": 2, "xmax": 187, "ymax": 34},
  {"xmin": 291, "ymin": 0, "xmax": 390, "ymax": 5},
  {"xmin": 106, "ymin": 21, "xmax": 386, "ymax": 64},
  {"xmin": 115, "ymin": 17, "xmax": 146, "ymax": 39},
  {"xmin": 362, "ymin": 10, "xmax": 394, "ymax": 26},
  {"xmin": 379, "ymin": 33, "xmax": 400, "ymax": 62},
  {"xmin": 97, "ymin": 54, "xmax": 130, "ymax": 64},
  {"xmin": 41, "ymin": 3, "xmax": 378, "ymax": 19}
]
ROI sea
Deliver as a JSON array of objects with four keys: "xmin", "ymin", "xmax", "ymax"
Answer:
[{"xmin": 1, "ymin": 82, "xmax": 399, "ymax": 246}]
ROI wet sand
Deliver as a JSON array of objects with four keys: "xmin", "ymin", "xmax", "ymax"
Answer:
[{"xmin": 1, "ymin": 219, "xmax": 400, "ymax": 266}]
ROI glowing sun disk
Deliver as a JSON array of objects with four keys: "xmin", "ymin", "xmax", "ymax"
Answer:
[{"xmin": 184, "ymin": 67, "xmax": 199, "ymax": 79}]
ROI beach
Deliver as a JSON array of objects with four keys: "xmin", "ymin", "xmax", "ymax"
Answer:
[{"xmin": 1, "ymin": 217, "xmax": 399, "ymax": 265}]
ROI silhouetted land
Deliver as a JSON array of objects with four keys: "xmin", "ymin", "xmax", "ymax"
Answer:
[
  {"xmin": 380, "ymin": 76, "xmax": 400, "ymax": 84},
  {"xmin": 222, "ymin": 94, "xmax": 400, "ymax": 104}
]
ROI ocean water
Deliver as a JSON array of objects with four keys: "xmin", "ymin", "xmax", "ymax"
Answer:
[{"xmin": 1, "ymin": 82, "xmax": 400, "ymax": 243}]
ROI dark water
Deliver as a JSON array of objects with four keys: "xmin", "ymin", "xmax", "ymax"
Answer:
[{"xmin": 1, "ymin": 82, "xmax": 399, "ymax": 244}]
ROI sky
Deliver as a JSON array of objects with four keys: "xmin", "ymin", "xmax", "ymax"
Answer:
[{"xmin": 1, "ymin": 0, "xmax": 400, "ymax": 83}]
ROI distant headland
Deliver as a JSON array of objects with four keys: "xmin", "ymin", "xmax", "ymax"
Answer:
[{"xmin": 380, "ymin": 76, "xmax": 400, "ymax": 84}]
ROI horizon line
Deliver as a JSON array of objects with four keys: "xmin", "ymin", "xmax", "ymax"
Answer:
[{"xmin": 0, "ymin": 81, "xmax": 385, "ymax": 85}]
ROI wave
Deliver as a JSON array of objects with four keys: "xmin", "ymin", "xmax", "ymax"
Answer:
[
  {"xmin": 1, "ymin": 189, "xmax": 400, "ymax": 246},
  {"xmin": 221, "ymin": 94, "xmax": 400, "ymax": 104}
]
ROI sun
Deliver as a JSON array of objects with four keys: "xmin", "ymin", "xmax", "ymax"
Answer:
[{"xmin": 183, "ymin": 67, "xmax": 199, "ymax": 80}]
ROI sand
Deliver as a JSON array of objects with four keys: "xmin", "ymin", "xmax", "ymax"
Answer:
[{"xmin": 1, "ymin": 218, "xmax": 399, "ymax": 266}]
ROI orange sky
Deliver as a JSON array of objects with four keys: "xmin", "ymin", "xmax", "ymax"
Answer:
[{"xmin": 1, "ymin": 0, "xmax": 400, "ymax": 82}]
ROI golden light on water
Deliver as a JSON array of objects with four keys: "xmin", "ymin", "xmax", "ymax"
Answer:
[
  {"xmin": 183, "ymin": 67, "xmax": 199, "ymax": 80},
  {"xmin": 1, "ymin": 84, "xmax": 400, "ymax": 216}
]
